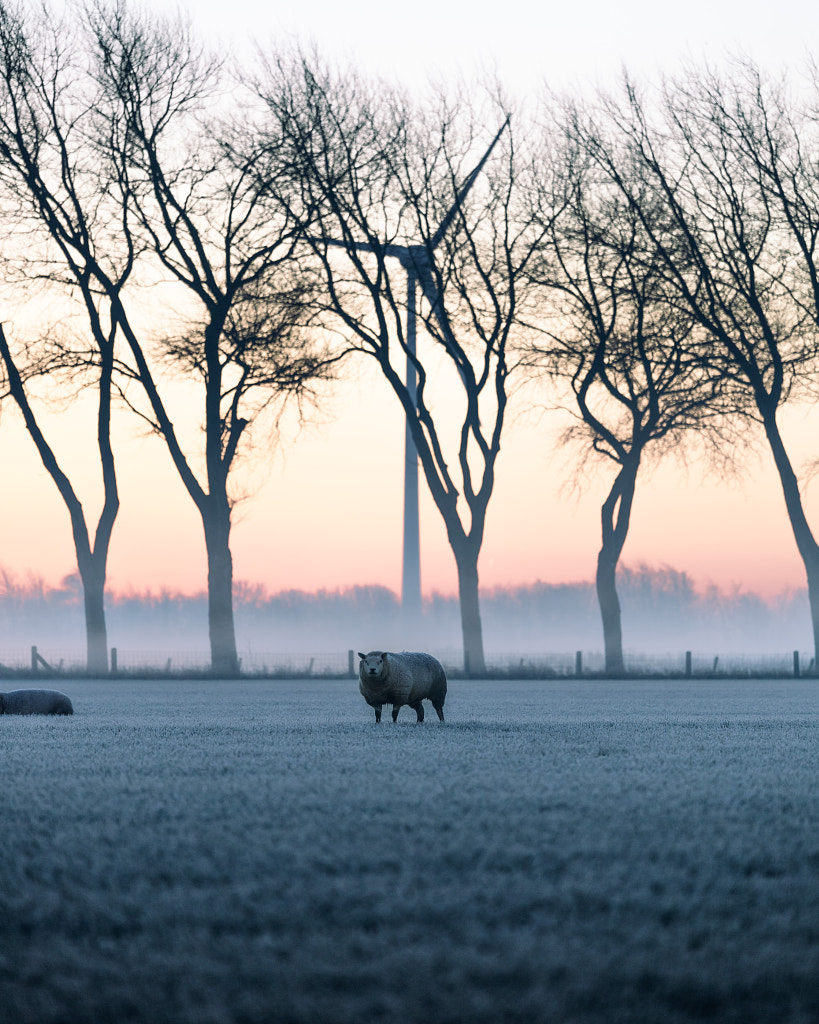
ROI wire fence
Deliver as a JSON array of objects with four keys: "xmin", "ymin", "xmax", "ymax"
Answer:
[
  {"xmin": 9, "ymin": 647, "xmax": 354, "ymax": 677},
  {"xmin": 0, "ymin": 645, "xmax": 815, "ymax": 679}
]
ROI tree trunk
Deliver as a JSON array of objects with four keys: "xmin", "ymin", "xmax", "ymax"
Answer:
[
  {"xmin": 596, "ymin": 553, "xmax": 623, "ymax": 675},
  {"xmin": 202, "ymin": 500, "xmax": 239, "ymax": 676},
  {"xmin": 0, "ymin": 326, "xmax": 119, "ymax": 676},
  {"xmin": 762, "ymin": 410, "xmax": 819, "ymax": 666},
  {"xmin": 79, "ymin": 559, "xmax": 108, "ymax": 674},
  {"xmin": 453, "ymin": 544, "xmax": 486, "ymax": 676},
  {"xmin": 597, "ymin": 457, "xmax": 640, "ymax": 675},
  {"xmin": 806, "ymin": 574, "xmax": 819, "ymax": 672}
]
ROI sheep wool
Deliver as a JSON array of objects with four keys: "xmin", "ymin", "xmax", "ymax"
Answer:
[
  {"xmin": 0, "ymin": 689, "xmax": 74, "ymax": 715},
  {"xmin": 358, "ymin": 650, "xmax": 447, "ymax": 723}
]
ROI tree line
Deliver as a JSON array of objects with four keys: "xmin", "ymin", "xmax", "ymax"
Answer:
[
  {"xmin": 0, "ymin": 566, "xmax": 808, "ymax": 659},
  {"xmin": 0, "ymin": 1, "xmax": 817, "ymax": 675}
]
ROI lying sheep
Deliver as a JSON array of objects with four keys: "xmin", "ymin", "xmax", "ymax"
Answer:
[
  {"xmin": 358, "ymin": 651, "xmax": 446, "ymax": 723},
  {"xmin": 0, "ymin": 689, "xmax": 74, "ymax": 715}
]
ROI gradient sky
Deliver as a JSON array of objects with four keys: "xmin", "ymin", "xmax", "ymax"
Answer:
[{"xmin": 2, "ymin": 0, "xmax": 819, "ymax": 601}]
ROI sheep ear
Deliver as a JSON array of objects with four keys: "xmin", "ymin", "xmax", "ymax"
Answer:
[{"xmin": 358, "ymin": 652, "xmax": 365, "ymax": 660}]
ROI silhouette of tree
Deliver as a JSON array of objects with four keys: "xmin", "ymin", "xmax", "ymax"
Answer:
[
  {"xmin": 0, "ymin": 2, "xmax": 130, "ymax": 673},
  {"xmin": 569, "ymin": 70, "xmax": 819, "ymax": 663},
  {"xmin": 258, "ymin": 59, "xmax": 545, "ymax": 674},
  {"xmin": 0, "ymin": 2, "xmax": 337, "ymax": 675},
  {"xmin": 526, "ymin": 129, "xmax": 730, "ymax": 672}
]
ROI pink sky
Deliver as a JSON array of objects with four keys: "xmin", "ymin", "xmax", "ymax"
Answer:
[{"xmin": 0, "ymin": 354, "xmax": 814, "ymax": 602}]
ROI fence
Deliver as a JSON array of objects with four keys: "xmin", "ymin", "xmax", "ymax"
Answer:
[
  {"xmin": 0, "ymin": 646, "xmax": 814, "ymax": 679},
  {"xmin": 452, "ymin": 649, "xmax": 815, "ymax": 678},
  {"xmin": 3, "ymin": 647, "xmax": 352, "ymax": 676}
]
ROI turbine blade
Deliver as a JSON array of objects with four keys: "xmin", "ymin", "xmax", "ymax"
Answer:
[
  {"xmin": 428, "ymin": 115, "xmax": 511, "ymax": 251},
  {"xmin": 415, "ymin": 265, "xmax": 460, "ymax": 359}
]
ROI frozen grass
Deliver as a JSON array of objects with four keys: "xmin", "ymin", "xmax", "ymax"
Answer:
[{"xmin": 2, "ymin": 678, "xmax": 819, "ymax": 1024}]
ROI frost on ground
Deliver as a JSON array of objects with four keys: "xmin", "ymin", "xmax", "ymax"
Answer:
[{"xmin": 1, "ymin": 678, "xmax": 818, "ymax": 1024}]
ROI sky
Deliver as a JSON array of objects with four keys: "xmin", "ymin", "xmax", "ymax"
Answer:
[{"xmin": 2, "ymin": 0, "xmax": 819, "ymax": 603}]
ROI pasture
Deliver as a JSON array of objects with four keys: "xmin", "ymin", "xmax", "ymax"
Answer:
[{"xmin": 1, "ymin": 677, "xmax": 818, "ymax": 1023}]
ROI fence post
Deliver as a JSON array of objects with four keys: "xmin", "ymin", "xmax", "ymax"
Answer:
[
  {"xmin": 685, "ymin": 651, "xmax": 692, "ymax": 678},
  {"xmin": 30, "ymin": 647, "xmax": 53, "ymax": 673},
  {"xmin": 793, "ymin": 650, "xmax": 800, "ymax": 678},
  {"xmin": 110, "ymin": 647, "xmax": 118, "ymax": 675},
  {"xmin": 348, "ymin": 649, "xmax": 355, "ymax": 678},
  {"xmin": 575, "ymin": 651, "xmax": 582, "ymax": 676}
]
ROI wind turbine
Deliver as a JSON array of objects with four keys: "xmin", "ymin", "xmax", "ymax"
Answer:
[{"xmin": 322, "ymin": 116, "xmax": 510, "ymax": 613}]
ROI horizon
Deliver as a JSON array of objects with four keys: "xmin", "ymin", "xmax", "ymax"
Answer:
[
  {"xmin": 0, "ymin": 563, "xmax": 810, "ymax": 664},
  {"xmin": 0, "ymin": 559, "xmax": 810, "ymax": 606}
]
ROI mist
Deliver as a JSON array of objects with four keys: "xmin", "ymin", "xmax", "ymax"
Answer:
[{"xmin": 0, "ymin": 564, "xmax": 809, "ymax": 659}]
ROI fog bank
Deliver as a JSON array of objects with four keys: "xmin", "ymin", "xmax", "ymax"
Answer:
[{"xmin": 0, "ymin": 564, "xmax": 810, "ymax": 657}]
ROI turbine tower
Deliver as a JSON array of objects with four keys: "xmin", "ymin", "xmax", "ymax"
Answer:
[{"xmin": 323, "ymin": 117, "xmax": 510, "ymax": 613}]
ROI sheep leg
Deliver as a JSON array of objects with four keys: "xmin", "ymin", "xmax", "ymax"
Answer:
[
  {"xmin": 433, "ymin": 703, "xmax": 445, "ymax": 723},
  {"xmin": 374, "ymin": 705, "xmax": 382, "ymax": 723},
  {"xmin": 391, "ymin": 705, "xmax": 400, "ymax": 722},
  {"xmin": 412, "ymin": 702, "xmax": 425, "ymax": 723}
]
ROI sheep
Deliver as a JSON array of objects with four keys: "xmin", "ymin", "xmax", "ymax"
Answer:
[
  {"xmin": 358, "ymin": 650, "xmax": 446, "ymax": 723},
  {"xmin": 0, "ymin": 689, "xmax": 74, "ymax": 715}
]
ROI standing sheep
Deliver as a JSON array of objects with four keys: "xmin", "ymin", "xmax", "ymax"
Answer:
[
  {"xmin": 0, "ymin": 689, "xmax": 74, "ymax": 715},
  {"xmin": 358, "ymin": 651, "xmax": 447, "ymax": 723}
]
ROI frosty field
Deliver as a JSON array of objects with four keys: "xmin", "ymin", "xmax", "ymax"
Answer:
[{"xmin": 2, "ymin": 678, "xmax": 819, "ymax": 1024}]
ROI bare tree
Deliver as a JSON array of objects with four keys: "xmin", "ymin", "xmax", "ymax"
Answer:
[
  {"xmin": 87, "ymin": 4, "xmax": 342, "ymax": 674},
  {"xmin": 259, "ymin": 60, "xmax": 545, "ymax": 674},
  {"xmin": 0, "ymin": 1, "xmax": 130, "ymax": 673},
  {"xmin": 568, "ymin": 70, "xmax": 819, "ymax": 662},
  {"xmin": 0, "ymin": 2, "xmax": 336, "ymax": 675},
  {"xmin": 710, "ymin": 63, "xmax": 819, "ymax": 666},
  {"xmin": 526, "ymin": 131, "xmax": 729, "ymax": 672}
]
